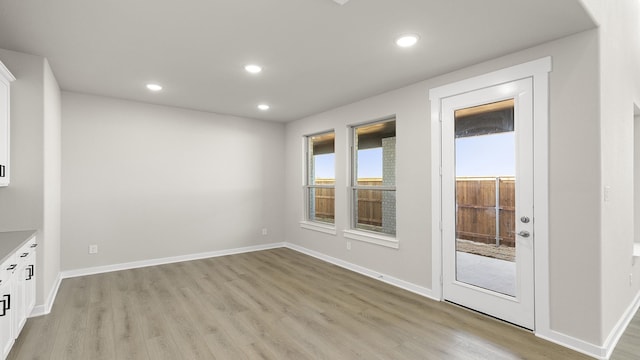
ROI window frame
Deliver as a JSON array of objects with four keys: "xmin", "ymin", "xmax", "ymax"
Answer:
[
  {"xmin": 300, "ymin": 130, "xmax": 337, "ymax": 234},
  {"xmin": 345, "ymin": 118, "xmax": 398, "ymax": 248}
]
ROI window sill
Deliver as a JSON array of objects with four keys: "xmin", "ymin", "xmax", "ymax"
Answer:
[
  {"xmin": 634, "ymin": 243, "xmax": 640, "ymax": 257},
  {"xmin": 343, "ymin": 230, "xmax": 399, "ymax": 249},
  {"xmin": 299, "ymin": 221, "xmax": 337, "ymax": 235}
]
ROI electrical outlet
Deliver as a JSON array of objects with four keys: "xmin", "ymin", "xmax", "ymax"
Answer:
[
  {"xmin": 347, "ymin": 241, "xmax": 351, "ymax": 250},
  {"xmin": 88, "ymin": 245, "xmax": 98, "ymax": 254},
  {"xmin": 261, "ymin": 228, "xmax": 268, "ymax": 236},
  {"xmin": 604, "ymin": 186, "xmax": 611, "ymax": 202}
]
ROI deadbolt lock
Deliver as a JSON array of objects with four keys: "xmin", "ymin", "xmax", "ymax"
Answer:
[{"xmin": 520, "ymin": 216, "xmax": 530, "ymax": 223}]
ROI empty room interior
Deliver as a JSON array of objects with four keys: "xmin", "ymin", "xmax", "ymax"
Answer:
[{"xmin": 0, "ymin": 0, "xmax": 640, "ymax": 359}]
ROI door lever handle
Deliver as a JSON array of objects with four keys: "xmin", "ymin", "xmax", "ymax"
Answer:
[{"xmin": 518, "ymin": 230, "xmax": 530, "ymax": 238}]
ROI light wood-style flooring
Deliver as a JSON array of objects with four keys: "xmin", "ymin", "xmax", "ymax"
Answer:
[{"xmin": 5, "ymin": 248, "xmax": 634, "ymax": 359}]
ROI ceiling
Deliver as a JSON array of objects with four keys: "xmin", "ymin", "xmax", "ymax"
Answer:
[{"xmin": 0, "ymin": 0, "xmax": 595, "ymax": 122}]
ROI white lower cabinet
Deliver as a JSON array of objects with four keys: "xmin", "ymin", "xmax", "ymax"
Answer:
[
  {"xmin": 15, "ymin": 241, "xmax": 36, "ymax": 334},
  {"xmin": 0, "ymin": 256, "xmax": 16, "ymax": 360},
  {"xmin": 0, "ymin": 280, "xmax": 13, "ymax": 360},
  {"xmin": 22, "ymin": 251, "xmax": 36, "ymax": 329},
  {"xmin": 0, "ymin": 236, "xmax": 37, "ymax": 360}
]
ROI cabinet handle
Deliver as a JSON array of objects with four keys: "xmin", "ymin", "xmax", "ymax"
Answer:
[
  {"xmin": 0, "ymin": 164, "xmax": 4, "ymax": 178},
  {"xmin": 30, "ymin": 244, "xmax": 38, "ymax": 248},
  {"xmin": 20, "ymin": 252, "xmax": 29, "ymax": 258},
  {"xmin": 27, "ymin": 265, "xmax": 34, "ymax": 280},
  {"xmin": 6, "ymin": 264, "xmax": 16, "ymax": 271},
  {"xmin": 3, "ymin": 294, "xmax": 9, "ymax": 311},
  {"xmin": 0, "ymin": 298, "xmax": 5, "ymax": 317}
]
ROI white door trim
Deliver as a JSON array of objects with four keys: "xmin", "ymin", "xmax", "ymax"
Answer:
[{"xmin": 429, "ymin": 57, "xmax": 551, "ymax": 333}]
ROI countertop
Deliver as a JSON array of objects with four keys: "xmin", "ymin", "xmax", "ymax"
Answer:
[{"xmin": 0, "ymin": 230, "xmax": 37, "ymax": 265}]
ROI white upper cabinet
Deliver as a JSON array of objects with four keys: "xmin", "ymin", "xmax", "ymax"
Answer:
[{"xmin": 0, "ymin": 60, "xmax": 15, "ymax": 187}]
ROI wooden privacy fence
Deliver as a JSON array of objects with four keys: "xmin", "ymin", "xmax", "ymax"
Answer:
[
  {"xmin": 314, "ymin": 177, "xmax": 515, "ymax": 246},
  {"xmin": 313, "ymin": 179, "xmax": 336, "ymax": 221},
  {"xmin": 314, "ymin": 179, "xmax": 382, "ymax": 226},
  {"xmin": 456, "ymin": 176, "xmax": 515, "ymax": 247}
]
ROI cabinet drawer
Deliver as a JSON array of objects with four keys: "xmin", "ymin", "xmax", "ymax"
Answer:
[
  {"xmin": 0, "ymin": 254, "xmax": 16, "ymax": 285},
  {"xmin": 16, "ymin": 239, "xmax": 37, "ymax": 263}
]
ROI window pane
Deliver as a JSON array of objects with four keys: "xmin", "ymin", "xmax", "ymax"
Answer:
[
  {"xmin": 308, "ymin": 132, "xmax": 335, "ymax": 185},
  {"xmin": 353, "ymin": 189, "xmax": 396, "ymax": 235},
  {"xmin": 306, "ymin": 131, "xmax": 335, "ymax": 225},
  {"xmin": 308, "ymin": 186, "xmax": 335, "ymax": 224},
  {"xmin": 355, "ymin": 121, "xmax": 395, "ymax": 186}
]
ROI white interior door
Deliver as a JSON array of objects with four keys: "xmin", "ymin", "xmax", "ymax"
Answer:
[{"xmin": 441, "ymin": 78, "xmax": 535, "ymax": 329}]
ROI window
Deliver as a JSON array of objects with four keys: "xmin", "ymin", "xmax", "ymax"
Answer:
[
  {"xmin": 350, "ymin": 119, "xmax": 396, "ymax": 237},
  {"xmin": 304, "ymin": 131, "xmax": 335, "ymax": 225}
]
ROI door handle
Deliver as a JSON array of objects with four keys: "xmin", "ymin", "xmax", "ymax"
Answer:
[{"xmin": 518, "ymin": 230, "xmax": 530, "ymax": 238}]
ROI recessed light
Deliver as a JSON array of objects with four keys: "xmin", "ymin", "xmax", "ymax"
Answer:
[
  {"xmin": 245, "ymin": 64, "xmax": 263, "ymax": 74},
  {"xmin": 146, "ymin": 83, "xmax": 163, "ymax": 91},
  {"xmin": 257, "ymin": 104, "xmax": 270, "ymax": 111},
  {"xmin": 395, "ymin": 34, "xmax": 419, "ymax": 48}
]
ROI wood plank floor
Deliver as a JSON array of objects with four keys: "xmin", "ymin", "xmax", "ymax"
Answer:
[{"xmin": 5, "ymin": 248, "xmax": 631, "ymax": 359}]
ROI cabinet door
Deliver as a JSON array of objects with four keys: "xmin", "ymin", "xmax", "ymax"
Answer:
[
  {"xmin": 0, "ymin": 79, "xmax": 9, "ymax": 187},
  {"xmin": 0, "ymin": 277, "xmax": 14, "ymax": 359},
  {"xmin": 15, "ymin": 254, "xmax": 29, "ymax": 332},
  {"xmin": 22, "ymin": 248, "xmax": 36, "ymax": 321},
  {"xmin": 0, "ymin": 60, "xmax": 14, "ymax": 188}
]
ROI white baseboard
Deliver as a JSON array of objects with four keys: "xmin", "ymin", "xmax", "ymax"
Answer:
[
  {"xmin": 30, "ymin": 271, "xmax": 62, "ymax": 317},
  {"xmin": 602, "ymin": 290, "xmax": 640, "ymax": 358},
  {"xmin": 60, "ymin": 242, "xmax": 286, "ymax": 279},
  {"xmin": 285, "ymin": 243, "xmax": 437, "ymax": 301},
  {"xmin": 535, "ymin": 290, "xmax": 640, "ymax": 360},
  {"xmin": 537, "ymin": 330, "xmax": 606, "ymax": 359}
]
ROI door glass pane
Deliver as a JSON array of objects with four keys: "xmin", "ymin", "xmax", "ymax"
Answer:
[{"xmin": 454, "ymin": 99, "xmax": 516, "ymax": 297}]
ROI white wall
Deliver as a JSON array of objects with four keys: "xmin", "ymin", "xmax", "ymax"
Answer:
[
  {"xmin": 0, "ymin": 50, "xmax": 44, "ymax": 231},
  {"xmin": 284, "ymin": 30, "xmax": 602, "ymax": 344},
  {"xmin": 61, "ymin": 93, "xmax": 285, "ymax": 270},
  {"xmin": 0, "ymin": 49, "xmax": 62, "ymax": 306},
  {"xmin": 42, "ymin": 58, "xmax": 61, "ymax": 306},
  {"xmin": 580, "ymin": 0, "xmax": 640, "ymax": 345}
]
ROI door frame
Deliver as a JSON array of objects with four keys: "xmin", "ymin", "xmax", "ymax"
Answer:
[{"xmin": 429, "ymin": 57, "xmax": 551, "ymax": 333}]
